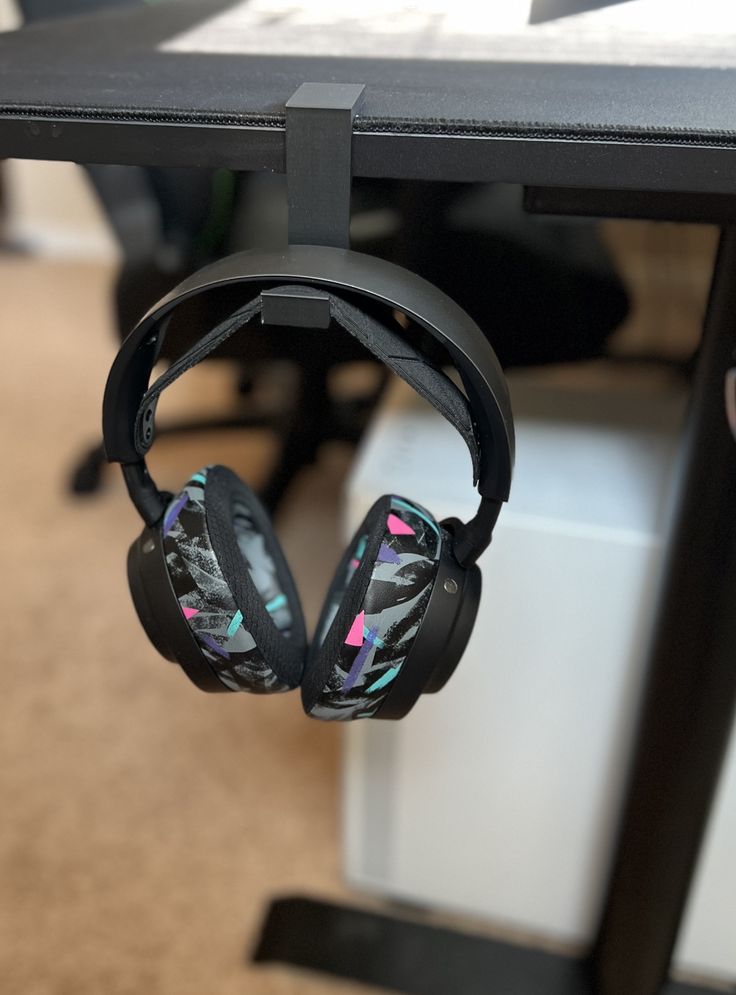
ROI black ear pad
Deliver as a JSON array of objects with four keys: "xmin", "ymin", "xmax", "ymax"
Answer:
[
  {"xmin": 301, "ymin": 494, "xmax": 444, "ymax": 721},
  {"xmin": 128, "ymin": 526, "xmax": 229, "ymax": 693},
  {"xmin": 156, "ymin": 465, "xmax": 306, "ymax": 693}
]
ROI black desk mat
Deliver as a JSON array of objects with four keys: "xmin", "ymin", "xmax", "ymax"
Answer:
[{"xmin": 2, "ymin": 0, "xmax": 736, "ymax": 192}]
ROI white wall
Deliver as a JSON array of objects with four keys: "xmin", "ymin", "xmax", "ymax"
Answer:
[
  {"xmin": 0, "ymin": 0, "xmax": 20, "ymax": 31},
  {"xmin": 1, "ymin": 0, "xmax": 118, "ymax": 259},
  {"xmin": 4, "ymin": 160, "xmax": 118, "ymax": 259}
]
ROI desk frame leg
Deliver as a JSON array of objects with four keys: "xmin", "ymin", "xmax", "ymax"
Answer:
[{"xmin": 592, "ymin": 226, "xmax": 736, "ymax": 995}]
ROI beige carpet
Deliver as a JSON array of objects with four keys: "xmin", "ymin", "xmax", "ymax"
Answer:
[{"xmin": 0, "ymin": 256, "xmax": 375, "ymax": 995}]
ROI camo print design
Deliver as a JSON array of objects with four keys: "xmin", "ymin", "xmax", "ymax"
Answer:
[
  {"xmin": 315, "ymin": 532, "xmax": 369, "ymax": 647},
  {"xmin": 310, "ymin": 496, "xmax": 442, "ymax": 721},
  {"xmin": 162, "ymin": 467, "xmax": 293, "ymax": 693}
]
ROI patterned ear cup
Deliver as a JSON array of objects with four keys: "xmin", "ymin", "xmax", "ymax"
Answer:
[
  {"xmin": 302, "ymin": 494, "xmax": 444, "ymax": 721},
  {"xmin": 161, "ymin": 464, "xmax": 306, "ymax": 692}
]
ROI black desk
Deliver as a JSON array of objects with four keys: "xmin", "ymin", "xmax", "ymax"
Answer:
[
  {"xmin": 2, "ymin": 0, "xmax": 736, "ymax": 200},
  {"xmin": 2, "ymin": 4, "xmax": 735, "ymax": 995}
]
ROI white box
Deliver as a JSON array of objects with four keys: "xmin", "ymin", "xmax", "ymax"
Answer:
[{"xmin": 341, "ymin": 371, "xmax": 733, "ymax": 982}]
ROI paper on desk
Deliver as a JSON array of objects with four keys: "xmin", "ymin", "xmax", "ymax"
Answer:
[{"xmin": 162, "ymin": 0, "xmax": 736, "ymax": 68}]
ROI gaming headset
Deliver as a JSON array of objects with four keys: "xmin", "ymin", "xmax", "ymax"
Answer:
[{"xmin": 103, "ymin": 245, "xmax": 514, "ymax": 721}]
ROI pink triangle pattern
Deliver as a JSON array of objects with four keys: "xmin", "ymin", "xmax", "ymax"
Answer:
[
  {"xmin": 182, "ymin": 606, "xmax": 200, "ymax": 620},
  {"xmin": 387, "ymin": 513, "xmax": 414, "ymax": 536},
  {"xmin": 345, "ymin": 611, "xmax": 365, "ymax": 646}
]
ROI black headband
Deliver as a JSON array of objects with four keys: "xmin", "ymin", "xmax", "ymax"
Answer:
[
  {"xmin": 103, "ymin": 246, "xmax": 514, "ymax": 564},
  {"xmin": 132, "ymin": 285, "xmax": 481, "ymax": 482}
]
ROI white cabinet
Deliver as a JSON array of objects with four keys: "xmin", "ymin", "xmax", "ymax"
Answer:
[{"xmin": 341, "ymin": 372, "xmax": 734, "ymax": 983}]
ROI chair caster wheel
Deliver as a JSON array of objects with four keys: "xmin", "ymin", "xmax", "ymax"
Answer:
[{"xmin": 69, "ymin": 448, "xmax": 106, "ymax": 495}]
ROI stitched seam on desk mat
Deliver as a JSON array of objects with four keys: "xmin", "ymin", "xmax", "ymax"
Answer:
[
  {"xmin": 3, "ymin": 103, "xmax": 736, "ymax": 147},
  {"xmin": 0, "ymin": 104, "xmax": 283, "ymax": 129}
]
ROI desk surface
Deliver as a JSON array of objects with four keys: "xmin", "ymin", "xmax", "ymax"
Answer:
[{"xmin": 2, "ymin": 0, "xmax": 736, "ymax": 194}]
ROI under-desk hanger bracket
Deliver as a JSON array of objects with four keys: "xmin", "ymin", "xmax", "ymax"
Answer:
[{"xmin": 262, "ymin": 82, "xmax": 365, "ymax": 328}]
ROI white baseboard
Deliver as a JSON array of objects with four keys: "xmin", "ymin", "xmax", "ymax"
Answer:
[{"xmin": 7, "ymin": 222, "xmax": 120, "ymax": 262}]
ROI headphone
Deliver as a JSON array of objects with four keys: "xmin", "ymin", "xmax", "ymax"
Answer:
[{"xmin": 103, "ymin": 245, "xmax": 514, "ymax": 721}]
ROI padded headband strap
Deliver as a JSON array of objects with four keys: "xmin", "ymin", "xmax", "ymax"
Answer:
[{"xmin": 133, "ymin": 286, "xmax": 481, "ymax": 482}]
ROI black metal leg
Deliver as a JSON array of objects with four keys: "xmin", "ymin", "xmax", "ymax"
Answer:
[
  {"xmin": 260, "ymin": 359, "xmax": 342, "ymax": 513},
  {"xmin": 261, "ymin": 361, "xmax": 388, "ymax": 514},
  {"xmin": 592, "ymin": 227, "xmax": 736, "ymax": 995},
  {"xmin": 259, "ymin": 362, "xmax": 322, "ymax": 513}
]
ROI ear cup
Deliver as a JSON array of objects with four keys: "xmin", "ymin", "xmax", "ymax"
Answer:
[
  {"xmin": 302, "ymin": 495, "xmax": 443, "ymax": 721},
  {"xmin": 128, "ymin": 526, "xmax": 228, "ymax": 693},
  {"xmin": 160, "ymin": 464, "xmax": 306, "ymax": 692}
]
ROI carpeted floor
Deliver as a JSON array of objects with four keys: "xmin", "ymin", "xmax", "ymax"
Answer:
[{"xmin": 0, "ymin": 256, "xmax": 374, "ymax": 995}]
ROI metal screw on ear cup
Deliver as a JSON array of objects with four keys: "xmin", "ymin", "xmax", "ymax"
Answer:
[
  {"xmin": 142, "ymin": 537, "xmax": 155, "ymax": 554},
  {"xmin": 444, "ymin": 578, "xmax": 459, "ymax": 594}
]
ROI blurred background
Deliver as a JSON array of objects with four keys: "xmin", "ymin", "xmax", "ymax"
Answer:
[{"xmin": 1, "ymin": 2, "xmax": 735, "ymax": 994}]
